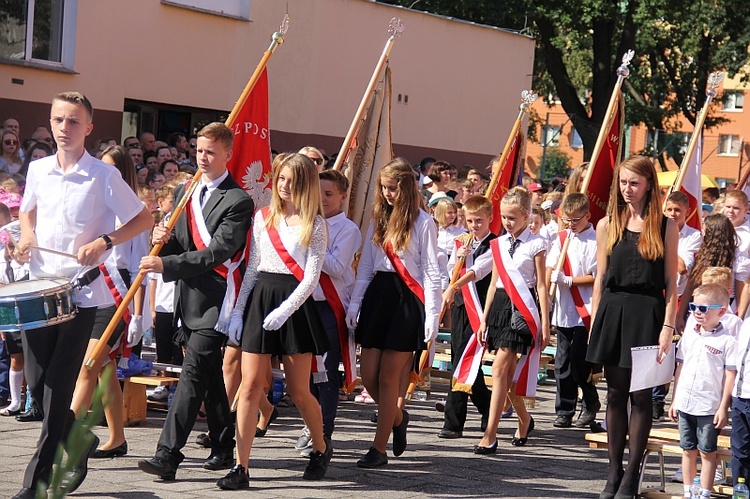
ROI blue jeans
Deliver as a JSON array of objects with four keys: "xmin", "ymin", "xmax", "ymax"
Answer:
[
  {"xmin": 733, "ymin": 397, "xmax": 750, "ymax": 484},
  {"xmin": 311, "ymin": 301, "xmax": 341, "ymax": 438}
]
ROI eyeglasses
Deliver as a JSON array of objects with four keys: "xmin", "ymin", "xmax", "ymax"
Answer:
[
  {"xmin": 3, "ymin": 140, "xmax": 18, "ymax": 146},
  {"xmin": 189, "ymin": 143, "xmax": 196, "ymax": 149},
  {"xmin": 561, "ymin": 215, "xmax": 587, "ymax": 224},
  {"xmin": 688, "ymin": 303, "xmax": 723, "ymax": 314},
  {"xmin": 310, "ymin": 157, "xmax": 323, "ymax": 166}
]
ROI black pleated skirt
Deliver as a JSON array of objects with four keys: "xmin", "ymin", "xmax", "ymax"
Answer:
[
  {"xmin": 485, "ymin": 288, "xmax": 533, "ymax": 355},
  {"xmin": 241, "ymin": 272, "xmax": 330, "ymax": 356},
  {"xmin": 355, "ymin": 272, "xmax": 426, "ymax": 352}
]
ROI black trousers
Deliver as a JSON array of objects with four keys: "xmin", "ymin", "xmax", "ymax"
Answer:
[
  {"xmin": 156, "ymin": 327, "xmax": 233, "ymax": 466},
  {"xmin": 154, "ymin": 311, "xmax": 183, "ymax": 365},
  {"xmin": 310, "ymin": 301, "xmax": 341, "ymax": 438},
  {"xmin": 554, "ymin": 325, "xmax": 600, "ymax": 417},
  {"xmin": 443, "ymin": 305, "xmax": 490, "ymax": 432},
  {"xmin": 21, "ymin": 306, "xmax": 97, "ymax": 489}
]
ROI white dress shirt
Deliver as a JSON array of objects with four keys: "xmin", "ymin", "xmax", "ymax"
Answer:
[
  {"xmin": 20, "ymin": 151, "xmax": 145, "ymax": 307},
  {"xmin": 494, "ymin": 228, "xmax": 548, "ymax": 289},
  {"xmin": 349, "ymin": 210, "xmax": 442, "ymax": 333},
  {"xmin": 446, "ymin": 232, "xmax": 494, "ymax": 283},
  {"xmin": 312, "ymin": 211, "xmax": 362, "ymax": 309},
  {"xmin": 734, "ymin": 318, "xmax": 750, "ymax": 398}
]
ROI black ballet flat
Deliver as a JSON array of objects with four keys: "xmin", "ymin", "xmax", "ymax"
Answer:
[
  {"xmin": 473, "ymin": 440, "xmax": 498, "ymax": 454},
  {"xmin": 255, "ymin": 407, "xmax": 279, "ymax": 437},
  {"xmin": 511, "ymin": 416, "xmax": 535, "ymax": 447},
  {"xmin": 92, "ymin": 441, "xmax": 128, "ymax": 458}
]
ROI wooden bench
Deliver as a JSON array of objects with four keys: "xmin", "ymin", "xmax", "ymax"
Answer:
[
  {"xmin": 122, "ymin": 375, "xmax": 179, "ymax": 426},
  {"xmin": 585, "ymin": 429, "xmax": 733, "ymax": 498}
]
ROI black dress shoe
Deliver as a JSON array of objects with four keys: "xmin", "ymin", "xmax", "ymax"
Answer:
[
  {"xmin": 92, "ymin": 441, "xmax": 128, "ymax": 458},
  {"xmin": 138, "ymin": 457, "xmax": 177, "ymax": 480},
  {"xmin": 217, "ymin": 464, "xmax": 249, "ymax": 490},
  {"xmin": 480, "ymin": 416, "xmax": 488, "ymax": 432},
  {"xmin": 553, "ymin": 415, "xmax": 572, "ymax": 428},
  {"xmin": 357, "ymin": 446, "xmax": 388, "ymax": 468},
  {"xmin": 473, "ymin": 440, "xmax": 498, "ymax": 454},
  {"xmin": 196, "ymin": 432, "xmax": 211, "ymax": 448},
  {"xmin": 16, "ymin": 408, "xmax": 43, "ymax": 422},
  {"xmin": 575, "ymin": 410, "xmax": 597, "ymax": 428},
  {"xmin": 11, "ymin": 488, "xmax": 40, "ymax": 499},
  {"xmin": 511, "ymin": 416, "xmax": 535, "ymax": 447},
  {"xmin": 62, "ymin": 433, "xmax": 99, "ymax": 493},
  {"xmin": 303, "ymin": 437, "xmax": 333, "ymax": 480},
  {"xmin": 392, "ymin": 409, "xmax": 409, "ymax": 457},
  {"xmin": 438, "ymin": 428, "xmax": 463, "ymax": 439},
  {"xmin": 255, "ymin": 406, "xmax": 279, "ymax": 437},
  {"xmin": 203, "ymin": 453, "xmax": 235, "ymax": 471}
]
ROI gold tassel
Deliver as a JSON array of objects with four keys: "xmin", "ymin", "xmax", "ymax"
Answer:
[{"xmin": 451, "ymin": 382, "xmax": 474, "ymax": 394}]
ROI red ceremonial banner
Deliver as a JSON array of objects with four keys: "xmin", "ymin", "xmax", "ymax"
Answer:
[
  {"xmin": 226, "ymin": 67, "xmax": 273, "ymax": 208},
  {"xmin": 585, "ymin": 93, "xmax": 624, "ymax": 225},
  {"xmin": 488, "ymin": 129, "xmax": 524, "ymax": 235}
]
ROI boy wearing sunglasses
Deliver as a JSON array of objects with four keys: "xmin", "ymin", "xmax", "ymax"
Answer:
[{"xmin": 669, "ymin": 283, "xmax": 737, "ymax": 498}]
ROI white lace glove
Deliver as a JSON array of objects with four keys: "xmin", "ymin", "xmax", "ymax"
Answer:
[
  {"xmin": 551, "ymin": 270, "xmax": 573, "ymax": 287},
  {"xmin": 346, "ymin": 307, "xmax": 359, "ymax": 331},
  {"xmin": 126, "ymin": 315, "xmax": 145, "ymax": 348},
  {"xmin": 227, "ymin": 312, "xmax": 244, "ymax": 347},
  {"xmin": 263, "ymin": 307, "xmax": 291, "ymax": 331}
]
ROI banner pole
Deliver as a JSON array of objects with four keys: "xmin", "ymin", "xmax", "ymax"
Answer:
[{"xmin": 85, "ymin": 15, "xmax": 291, "ymax": 369}]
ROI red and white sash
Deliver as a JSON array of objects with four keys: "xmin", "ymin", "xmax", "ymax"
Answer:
[
  {"xmin": 319, "ymin": 271, "xmax": 358, "ymax": 393},
  {"xmin": 451, "ymin": 239, "xmax": 487, "ymax": 393},
  {"xmin": 184, "ymin": 182, "xmax": 244, "ymax": 334},
  {"xmin": 558, "ymin": 231, "xmax": 592, "ymax": 330},
  {"xmin": 261, "ymin": 208, "xmax": 327, "ymax": 383},
  {"xmin": 490, "ymin": 238, "xmax": 542, "ymax": 398}
]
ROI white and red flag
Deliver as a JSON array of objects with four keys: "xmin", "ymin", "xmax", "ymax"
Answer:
[{"xmin": 677, "ymin": 133, "xmax": 703, "ymax": 231}]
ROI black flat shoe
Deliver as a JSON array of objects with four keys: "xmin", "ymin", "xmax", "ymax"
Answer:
[
  {"xmin": 61, "ymin": 433, "xmax": 99, "ymax": 493},
  {"xmin": 438, "ymin": 428, "xmax": 463, "ymax": 439},
  {"xmin": 392, "ymin": 410, "xmax": 409, "ymax": 457},
  {"xmin": 92, "ymin": 441, "xmax": 128, "ymax": 458},
  {"xmin": 0, "ymin": 405, "xmax": 21, "ymax": 416},
  {"xmin": 203, "ymin": 453, "xmax": 235, "ymax": 471},
  {"xmin": 217, "ymin": 464, "xmax": 249, "ymax": 490},
  {"xmin": 473, "ymin": 440, "xmax": 498, "ymax": 454},
  {"xmin": 16, "ymin": 408, "xmax": 43, "ymax": 422},
  {"xmin": 11, "ymin": 488, "xmax": 39, "ymax": 499},
  {"xmin": 357, "ymin": 446, "xmax": 388, "ymax": 468},
  {"xmin": 511, "ymin": 416, "xmax": 535, "ymax": 447},
  {"xmin": 138, "ymin": 457, "xmax": 177, "ymax": 480},
  {"xmin": 255, "ymin": 407, "xmax": 279, "ymax": 437}
]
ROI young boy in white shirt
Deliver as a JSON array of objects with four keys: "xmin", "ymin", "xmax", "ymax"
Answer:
[
  {"xmin": 669, "ymin": 283, "xmax": 737, "ymax": 498},
  {"xmin": 546, "ymin": 193, "xmax": 600, "ymax": 428}
]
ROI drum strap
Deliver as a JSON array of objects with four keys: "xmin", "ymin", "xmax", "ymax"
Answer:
[{"xmin": 75, "ymin": 267, "xmax": 101, "ymax": 289}]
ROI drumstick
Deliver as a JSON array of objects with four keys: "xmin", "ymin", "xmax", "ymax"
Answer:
[{"xmin": 4, "ymin": 229, "xmax": 78, "ymax": 260}]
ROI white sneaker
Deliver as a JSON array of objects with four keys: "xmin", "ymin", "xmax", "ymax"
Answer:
[
  {"xmin": 715, "ymin": 466, "xmax": 724, "ymax": 484},
  {"xmin": 671, "ymin": 467, "xmax": 683, "ymax": 483},
  {"xmin": 147, "ymin": 385, "xmax": 169, "ymax": 401},
  {"xmin": 295, "ymin": 426, "xmax": 312, "ymax": 451}
]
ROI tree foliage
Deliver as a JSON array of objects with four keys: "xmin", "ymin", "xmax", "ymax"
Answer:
[{"xmin": 379, "ymin": 0, "xmax": 750, "ymax": 165}]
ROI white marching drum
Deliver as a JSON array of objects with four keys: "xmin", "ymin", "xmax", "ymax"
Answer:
[{"xmin": 0, "ymin": 278, "xmax": 77, "ymax": 332}]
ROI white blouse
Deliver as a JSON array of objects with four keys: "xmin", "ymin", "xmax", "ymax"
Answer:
[{"xmin": 494, "ymin": 227, "xmax": 547, "ymax": 289}]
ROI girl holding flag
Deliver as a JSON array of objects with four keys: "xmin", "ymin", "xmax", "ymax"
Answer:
[
  {"xmin": 474, "ymin": 186, "xmax": 550, "ymax": 454},
  {"xmin": 222, "ymin": 153, "xmax": 331, "ymax": 489},
  {"xmin": 346, "ymin": 158, "xmax": 442, "ymax": 468},
  {"xmin": 586, "ymin": 155, "xmax": 678, "ymax": 499}
]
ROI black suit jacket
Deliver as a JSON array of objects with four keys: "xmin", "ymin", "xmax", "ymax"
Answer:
[
  {"xmin": 161, "ymin": 173, "xmax": 254, "ymax": 331},
  {"xmin": 453, "ymin": 232, "xmax": 498, "ymax": 308}
]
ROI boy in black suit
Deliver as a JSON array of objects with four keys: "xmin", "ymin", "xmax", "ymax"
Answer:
[{"xmin": 138, "ymin": 122, "xmax": 254, "ymax": 479}]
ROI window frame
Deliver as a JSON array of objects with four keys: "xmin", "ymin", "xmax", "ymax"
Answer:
[
  {"xmin": 718, "ymin": 134, "xmax": 741, "ymax": 157},
  {"xmin": 722, "ymin": 91, "xmax": 745, "ymax": 112},
  {"xmin": 542, "ymin": 124, "xmax": 562, "ymax": 147}
]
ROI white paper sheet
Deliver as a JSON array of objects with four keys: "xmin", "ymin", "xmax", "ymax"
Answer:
[{"xmin": 629, "ymin": 344, "xmax": 675, "ymax": 392}]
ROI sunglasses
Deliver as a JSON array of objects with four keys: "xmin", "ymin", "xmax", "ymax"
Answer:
[
  {"xmin": 310, "ymin": 157, "xmax": 323, "ymax": 166},
  {"xmin": 3, "ymin": 140, "xmax": 18, "ymax": 146},
  {"xmin": 561, "ymin": 214, "xmax": 588, "ymax": 224},
  {"xmin": 688, "ymin": 303, "xmax": 723, "ymax": 314}
]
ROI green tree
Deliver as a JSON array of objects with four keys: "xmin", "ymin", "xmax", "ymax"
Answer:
[
  {"xmin": 379, "ymin": 0, "xmax": 750, "ymax": 168},
  {"xmin": 539, "ymin": 147, "xmax": 571, "ymax": 182}
]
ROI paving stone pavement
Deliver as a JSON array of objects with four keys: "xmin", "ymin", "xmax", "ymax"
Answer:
[{"xmin": 0, "ymin": 379, "xmax": 684, "ymax": 498}]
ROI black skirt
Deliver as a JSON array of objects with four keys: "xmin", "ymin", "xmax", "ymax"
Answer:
[
  {"xmin": 485, "ymin": 288, "xmax": 533, "ymax": 355},
  {"xmin": 91, "ymin": 306, "xmax": 126, "ymax": 348},
  {"xmin": 355, "ymin": 272, "xmax": 426, "ymax": 352},
  {"xmin": 241, "ymin": 272, "xmax": 329, "ymax": 356}
]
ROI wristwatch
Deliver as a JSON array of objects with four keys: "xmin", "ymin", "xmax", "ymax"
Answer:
[{"xmin": 99, "ymin": 233, "xmax": 113, "ymax": 250}]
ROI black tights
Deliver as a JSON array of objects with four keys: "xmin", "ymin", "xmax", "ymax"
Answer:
[{"xmin": 604, "ymin": 365, "xmax": 652, "ymax": 494}]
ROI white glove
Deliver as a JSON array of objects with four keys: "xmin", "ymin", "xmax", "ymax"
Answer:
[
  {"xmin": 227, "ymin": 312, "xmax": 244, "ymax": 346},
  {"xmin": 346, "ymin": 307, "xmax": 359, "ymax": 331},
  {"xmin": 551, "ymin": 270, "xmax": 573, "ymax": 287},
  {"xmin": 263, "ymin": 307, "xmax": 291, "ymax": 331},
  {"xmin": 424, "ymin": 322, "xmax": 438, "ymax": 343},
  {"xmin": 126, "ymin": 315, "xmax": 145, "ymax": 348}
]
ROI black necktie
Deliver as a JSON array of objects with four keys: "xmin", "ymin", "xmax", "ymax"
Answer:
[
  {"xmin": 509, "ymin": 238, "xmax": 521, "ymax": 258},
  {"xmin": 199, "ymin": 185, "xmax": 208, "ymax": 207}
]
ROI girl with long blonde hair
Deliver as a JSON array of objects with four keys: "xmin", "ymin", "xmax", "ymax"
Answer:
[
  {"xmin": 223, "ymin": 152, "xmax": 331, "ymax": 488},
  {"xmin": 587, "ymin": 155, "xmax": 679, "ymax": 498},
  {"xmin": 346, "ymin": 157, "xmax": 442, "ymax": 468}
]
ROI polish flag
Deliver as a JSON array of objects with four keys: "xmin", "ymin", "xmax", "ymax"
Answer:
[{"xmin": 679, "ymin": 133, "xmax": 703, "ymax": 231}]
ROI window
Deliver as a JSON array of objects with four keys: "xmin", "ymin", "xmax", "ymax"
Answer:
[
  {"xmin": 161, "ymin": 0, "xmax": 250, "ymax": 20},
  {"xmin": 570, "ymin": 128, "xmax": 583, "ymax": 149},
  {"xmin": 719, "ymin": 134, "xmax": 741, "ymax": 156},
  {"xmin": 723, "ymin": 91, "xmax": 745, "ymax": 112},
  {"xmin": 0, "ymin": 0, "xmax": 77, "ymax": 69},
  {"xmin": 542, "ymin": 125, "xmax": 561, "ymax": 147}
]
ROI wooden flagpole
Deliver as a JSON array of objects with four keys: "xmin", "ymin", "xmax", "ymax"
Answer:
[
  {"xmin": 332, "ymin": 18, "xmax": 404, "ymax": 171},
  {"xmin": 485, "ymin": 91, "xmax": 538, "ymax": 196},
  {"xmin": 661, "ymin": 71, "xmax": 724, "ymax": 208},
  {"xmin": 85, "ymin": 15, "xmax": 290, "ymax": 369},
  {"xmin": 548, "ymin": 50, "xmax": 634, "ymax": 301}
]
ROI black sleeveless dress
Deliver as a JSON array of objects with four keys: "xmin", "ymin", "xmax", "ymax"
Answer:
[{"xmin": 586, "ymin": 217, "xmax": 667, "ymax": 369}]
